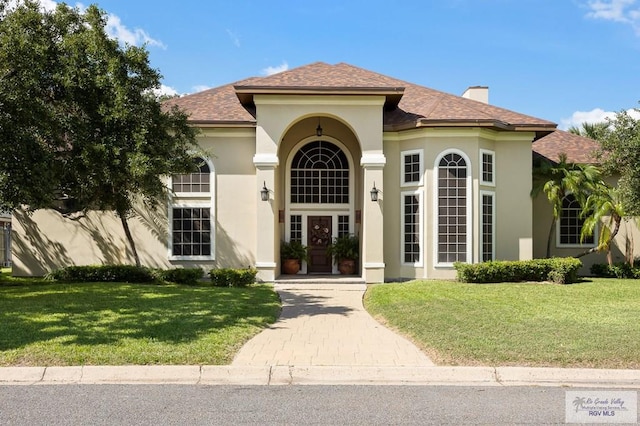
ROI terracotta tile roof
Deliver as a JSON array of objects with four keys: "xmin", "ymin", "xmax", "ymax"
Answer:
[
  {"xmin": 164, "ymin": 62, "xmax": 556, "ymax": 131},
  {"xmin": 533, "ymin": 130, "xmax": 600, "ymax": 164}
]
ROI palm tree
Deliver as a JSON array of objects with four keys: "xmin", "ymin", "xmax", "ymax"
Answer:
[
  {"xmin": 532, "ymin": 153, "xmax": 603, "ymax": 257},
  {"xmin": 577, "ymin": 184, "xmax": 625, "ymax": 264},
  {"xmin": 567, "ymin": 121, "xmax": 609, "ymax": 140}
]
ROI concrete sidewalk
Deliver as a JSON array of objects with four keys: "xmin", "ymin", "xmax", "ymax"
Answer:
[
  {"xmin": 232, "ymin": 283, "xmax": 433, "ymax": 366},
  {"xmin": 2, "ymin": 365, "xmax": 640, "ymax": 387},
  {"xmin": 1, "ymin": 282, "xmax": 639, "ymax": 388}
]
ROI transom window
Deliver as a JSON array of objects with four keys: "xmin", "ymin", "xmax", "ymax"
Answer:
[
  {"xmin": 558, "ymin": 194, "xmax": 594, "ymax": 246},
  {"xmin": 290, "ymin": 141, "xmax": 349, "ymax": 204},
  {"xmin": 172, "ymin": 158, "xmax": 211, "ymax": 193},
  {"xmin": 437, "ymin": 152, "xmax": 469, "ymax": 264},
  {"xmin": 401, "ymin": 150, "xmax": 423, "ymax": 186},
  {"xmin": 480, "ymin": 150, "xmax": 495, "ymax": 185}
]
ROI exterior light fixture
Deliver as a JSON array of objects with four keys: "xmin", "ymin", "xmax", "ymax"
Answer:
[
  {"xmin": 370, "ymin": 182, "xmax": 379, "ymax": 202},
  {"xmin": 316, "ymin": 120, "xmax": 323, "ymax": 137},
  {"xmin": 260, "ymin": 181, "xmax": 269, "ymax": 201}
]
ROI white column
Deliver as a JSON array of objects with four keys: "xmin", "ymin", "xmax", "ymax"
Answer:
[
  {"xmin": 361, "ymin": 153, "xmax": 386, "ymax": 283},
  {"xmin": 253, "ymin": 153, "xmax": 278, "ymax": 281}
]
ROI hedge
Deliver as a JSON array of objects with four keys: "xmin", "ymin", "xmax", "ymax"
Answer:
[
  {"xmin": 590, "ymin": 262, "xmax": 640, "ymax": 279},
  {"xmin": 157, "ymin": 267, "xmax": 204, "ymax": 285},
  {"xmin": 46, "ymin": 265, "xmax": 156, "ymax": 283},
  {"xmin": 454, "ymin": 258, "xmax": 583, "ymax": 284},
  {"xmin": 209, "ymin": 268, "xmax": 257, "ymax": 287}
]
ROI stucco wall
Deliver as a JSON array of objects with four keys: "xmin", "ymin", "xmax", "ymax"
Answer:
[
  {"xmin": 532, "ymin": 177, "xmax": 640, "ymax": 275},
  {"xmin": 12, "ymin": 128, "xmax": 259, "ymax": 276},
  {"xmin": 383, "ymin": 128, "xmax": 535, "ymax": 281}
]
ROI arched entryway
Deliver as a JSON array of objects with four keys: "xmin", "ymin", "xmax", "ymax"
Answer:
[{"xmin": 278, "ymin": 115, "xmax": 362, "ymax": 276}]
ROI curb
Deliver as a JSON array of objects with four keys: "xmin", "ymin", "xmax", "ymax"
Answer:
[{"xmin": 1, "ymin": 366, "xmax": 639, "ymax": 388}]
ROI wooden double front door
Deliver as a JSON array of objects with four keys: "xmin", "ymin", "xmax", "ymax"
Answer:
[{"xmin": 307, "ymin": 216, "xmax": 332, "ymax": 273}]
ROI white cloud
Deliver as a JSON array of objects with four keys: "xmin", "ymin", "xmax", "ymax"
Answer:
[
  {"xmin": 7, "ymin": 1, "xmax": 165, "ymax": 48},
  {"xmin": 152, "ymin": 84, "xmax": 179, "ymax": 97},
  {"xmin": 105, "ymin": 13, "xmax": 165, "ymax": 48},
  {"xmin": 560, "ymin": 107, "xmax": 640, "ymax": 129},
  {"xmin": 191, "ymin": 85, "xmax": 212, "ymax": 93},
  {"xmin": 261, "ymin": 62, "xmax": 289, "ymax": 76},
  {"xmin": 586, "ymin": 0, "xmax": 640, "ymax": 33}
]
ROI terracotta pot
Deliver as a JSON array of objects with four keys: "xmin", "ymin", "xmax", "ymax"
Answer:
[
  {"xmin": 338, "ymin": 259, "xmax": 356, "ymax": 275},
  {"xmin": 282, "ymin": 258, "xmax": 301, "ymax": 275}
]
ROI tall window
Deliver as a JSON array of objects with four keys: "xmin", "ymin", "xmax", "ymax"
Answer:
[
  {"xmin": 481, "ymin": 191, "xmax": 495, "ymax": 262},
  {"xmin": 170, "ymin": 157, "xmax": 214, "ymax": 259},
  {"xmin": 290, "ymin": 215, "xmax": 302, "ymax": 243},
  {"xmin": 401, "ymin": 149, "xmax": 423, "ymax": 186},
  {"xmin": 558, "ymin": 194, "xmax": 594, "ymax": 246},
  {"xmin": 402, "ymin": 191, "xmax": 422, "ymax": 265},
  {"xmin": 290, "ymin": 141, "xmax": 349, "ymax": 204},
  {"xmin": 437, "ymin": 152, "xmax": 469, "ymax": 264}
]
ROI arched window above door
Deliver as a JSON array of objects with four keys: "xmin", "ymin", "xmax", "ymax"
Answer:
[{"xmin": 290, "ymin": 141, "xmax": 349, "ymax": 204}]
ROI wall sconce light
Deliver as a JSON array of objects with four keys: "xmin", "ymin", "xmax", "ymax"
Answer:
[
  {"xmin": 260, "ymin": 181, "xmax": 269, "ymax": 201},
  {"xmin": 316, "ymin": 119, "xmax": 323, "ymax": 137},
  {"xmin": 370, "ymin": 182, "xmax": 379, "ymax": 202}
]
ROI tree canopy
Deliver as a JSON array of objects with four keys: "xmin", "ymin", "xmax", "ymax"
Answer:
[
  {"xmin": 597, "ymin": 108, "xmax": 640, "ymax": 218},
  {"xmin": 0, "ymin": 0, "xmax": 198, "ymax": 264}
]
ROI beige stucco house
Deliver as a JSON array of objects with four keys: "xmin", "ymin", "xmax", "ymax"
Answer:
[{"xmin": 12, "ymin": 62, "xmax": 633, "ymax": 281}]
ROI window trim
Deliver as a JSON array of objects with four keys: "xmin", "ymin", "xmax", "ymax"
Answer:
[
  {"xmin": 479, "ymin": 149, "xmax": 495, "ymax": 186},
  {"xmin": 556, "ymin": 193, "xmax": 597, "ymax": 249},
  {"xmin": 400, "ymin": 149, "xmax": 424, "ymax": 187},
  {"xmin": 401, "ymin": 189, "xmax": 423, "ymax": 267},
  {"xmin": 169, "ymin": 157, "xmax": 215, "ymax": 261},
  {"xmin": 480, "ymin": 190, "xmax": 496, "ymax": 262},
  {"xmin": 433, "ymin": 149, "xmax": 473, "ymax": 268}
]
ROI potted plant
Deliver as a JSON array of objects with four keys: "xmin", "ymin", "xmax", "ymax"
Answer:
[
  {"xmin": 327, "ymin": 234, "xmax": 359, "ymax": 275},
  {"xmin": 280, "ymin": 240, "xmax": 309, "ymax": 274}
]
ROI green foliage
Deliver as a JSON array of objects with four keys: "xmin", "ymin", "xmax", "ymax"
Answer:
[
  {"xmin": 454, "ymin": 258, "xmax": 583, "ymax": 284},
  {"xmin": 590, "ymin": 262, "xmax": 640, "ymax": 279},
  {"xmin": 209, "ymin": 268, "xmax": 258, "ymax": 287},
  {"xmin": 280, "ymin": 240, "xmax": 309, "ymax": 262},
  {"xmin": 46, "ymin": 265, "xmax": 156, "ymax": 283},
  {"xmin": 158, "ymin": 267, "xmax": 203, "ymax": 285},
  {"xmin": 0, "ymin": 1, "xmax": 198, "ymax": 265},
  {"xmin": 598, "ymin": 108, "xmax": 640, "ymax": 217},
  {"xmin": 326, "ymin": 234, "xmax": 359, "ymax": 263},
  {"xmin": 531, "ymin": 154, "xmax": 605, "ymax": 258}
]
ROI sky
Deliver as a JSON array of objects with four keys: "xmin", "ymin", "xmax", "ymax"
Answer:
[{"xmin": 26, "ymin": 0, "xmax": 640, "ymax": 129}]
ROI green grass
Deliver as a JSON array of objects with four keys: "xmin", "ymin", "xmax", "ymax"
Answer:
[
  {"xmin": 0, "ymin": 273, "xmax": 280, "ymax": 366},
  {"xmin": 364, "ymin": 278, "xmax": 640, "ymax": 369}
]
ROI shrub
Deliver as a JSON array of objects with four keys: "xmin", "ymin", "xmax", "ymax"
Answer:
[
  {"xmin": 454, "ymin": 258, "xmax": 582, "ymax": 284},
  {"xmin": 46, "ymin": 265, "xmax": 156, "ymax": 283},
  {"xmin": 209, "ymin": 268, "xmax": 257, "ymax": 287},
  {"xmin": 590, "ymin": 262, "xmax": 640, "ymax": 279},
  {"xmin": 159, "ymin": 267, "xmax": 204, "ymax": 285}
]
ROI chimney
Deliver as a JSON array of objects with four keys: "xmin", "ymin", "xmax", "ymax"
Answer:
[{"xmin": 462, "ymin": 86, "xmax": 489, "ymax": 104}]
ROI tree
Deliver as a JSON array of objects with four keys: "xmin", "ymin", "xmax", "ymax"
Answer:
[
  {"xmin": 567, "ymin": 121, "xmax": 609, "ymax": 140},
  {"xmin": 597, "ymin": 108, "xmax": 640, "ymax": 218},
  {"xmin": 578, "ymin": 184, "xmax": 625, "ymax": 264},
  {"xmin": 0, "ymin": 1, "xmax": 198, "ymax": 266},
  {"xmin": 531, "ymin": 154, "xmax": 602, "ymax": 258}
]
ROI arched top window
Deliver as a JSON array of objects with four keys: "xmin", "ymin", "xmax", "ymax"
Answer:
[
  {"xmin": 172, "ymin": 157, "xmax": 211, "ymax": 193},
  {"xmin": 436, "ymin": 151, "xmax": 470, "ymax": 264},
  {"xmin": 290, "ymin": 141, "xmax": 349, "ymax": 204},
  {"xmin": 438, "ymin": 153, "xmax": 467, "ymax": 178}
]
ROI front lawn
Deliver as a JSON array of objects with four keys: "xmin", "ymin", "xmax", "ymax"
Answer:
[
  {"xmin": 364, "ymin": 279, "xmax": 640, "ymax": 369},
  {"xmin": 0, "ymin": 277, "xmax": 280, "ymax": 366}
]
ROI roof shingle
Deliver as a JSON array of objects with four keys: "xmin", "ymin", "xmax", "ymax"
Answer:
[{"xmin": 533, "ymin": 130, "xmax": 600, "ymax": 164}]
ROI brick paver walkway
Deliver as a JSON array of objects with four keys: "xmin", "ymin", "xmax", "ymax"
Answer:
[{"xmin": 232, "ymin": 283, "xmax": 434, "ymax": 366}]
